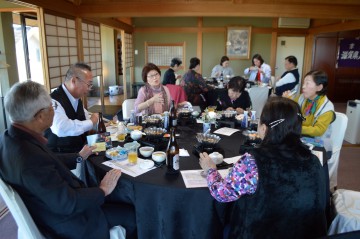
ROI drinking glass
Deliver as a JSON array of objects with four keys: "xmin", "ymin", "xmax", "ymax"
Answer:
[{"xmin": 128, "ymin": 146, "xmax": 138, "ymax": 165}]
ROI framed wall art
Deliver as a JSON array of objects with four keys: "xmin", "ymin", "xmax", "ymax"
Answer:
[{"xmin": 226, "ymin": 26, "xmax": 252, "ymax": 59}]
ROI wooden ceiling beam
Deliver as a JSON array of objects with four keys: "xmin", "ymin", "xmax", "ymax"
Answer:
[
  {"xmin": 77, "ymin": 2, "xmax": 360, "ymax": 19},
  {"xmin": 9, "ymin": 0, "xmax": 77, "ymax": 15},
  {"xmin": 89, "ymin": 17, "xmax": 133, "ymax": 33}
]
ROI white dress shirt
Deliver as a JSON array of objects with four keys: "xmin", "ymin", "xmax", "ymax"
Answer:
[
  {"xmin": 210, "ymin": 65, "xmax": 234, "ymax": 78},
  {"xmin": 50, "ymin": 84, "xmax": 93, "ymax": 137},
  {"xmin": 244, "ymin": 63, "xmax": 271, "ymax": 83}
]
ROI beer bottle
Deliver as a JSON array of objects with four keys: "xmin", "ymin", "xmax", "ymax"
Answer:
[
  {"xmin": 169, "ymin": 100, "xmax": 177, "ymax": 127},
  {"xmin": 97, "ymin": 112, "xmax": 106, "ymax": 133},
  {"xmin": 166, "ymin": 127, "xmax": 180, "ymax": 174}
]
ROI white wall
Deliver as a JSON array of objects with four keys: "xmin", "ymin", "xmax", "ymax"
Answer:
[{"xmin": 275, "ymin": 36, "xmax": 305, "ymax": 81}]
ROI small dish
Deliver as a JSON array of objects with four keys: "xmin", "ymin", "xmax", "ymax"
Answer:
[
  {"xmin": 152, "ymin": 151, "xmax": 166, "ymax": 163},
  {"xmin": 106, "ymin": 126, "xmax": 118, "ymax": 134},
  {"xmin": 105, "ymin": 146, "xmax": 128, "ymax": 161},
  {"xmin": 139, "ymin": 160, "xmax": 155, "ymax": 169},
  {"xmin": 139, "ymin": 146, "xmax": 154, "ymax": 157}
]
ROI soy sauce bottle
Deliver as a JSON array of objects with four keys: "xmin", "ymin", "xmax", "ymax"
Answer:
[
  {"xmin": 166, "ymin": 127, "xmax": 179, "ymax": 174},
  {"xmin": 97, "ymin": 112, "xmax": 106, "ymax": 133}
]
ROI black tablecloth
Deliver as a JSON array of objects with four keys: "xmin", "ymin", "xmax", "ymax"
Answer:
[
  {"xmin": 88, "ymin": 123, "xmax": 247, "ymax": 239},
  {"xmin": 87, "ymin": 123, "xmax": 330, "ymax": 238}
]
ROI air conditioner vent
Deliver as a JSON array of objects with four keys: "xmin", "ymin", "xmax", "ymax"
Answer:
[{"xmin": 278, "ymin": 18, "xmax": 310, "ymax": 29}]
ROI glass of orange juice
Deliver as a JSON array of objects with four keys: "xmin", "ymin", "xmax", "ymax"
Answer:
[
  {"xmin": 117, "ymin": 133, "xmax": 127, "ymax": 142},
  {"xmin": 127, "ymin": 147, "xmax": 138, "ymax": 165}
]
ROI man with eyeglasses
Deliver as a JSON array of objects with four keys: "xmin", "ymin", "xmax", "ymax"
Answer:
[
  {"xmin": 45, "ymin": 62, "xmax": 99, "ymax": 153},
  {"xmin": 0, "ymin": 81, "xmax": 137, "ymax": 239}
]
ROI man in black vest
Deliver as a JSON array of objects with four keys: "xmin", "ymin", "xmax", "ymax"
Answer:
[
  {"xmin": 274, "ymin": 55, "xmax": 300, "ymax": 96},
  {"xmin": 45, "ymin": 62, "xmax": 99, "ymax": 153}
]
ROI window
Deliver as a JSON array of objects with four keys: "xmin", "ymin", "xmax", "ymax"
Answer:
[{"xmin": 145, "ymin": 42, "xmax": 185, "ymax": 69}]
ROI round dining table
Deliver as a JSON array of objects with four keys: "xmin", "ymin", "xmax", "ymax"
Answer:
[
  {"xmin": 87, "ymin": 122, "xmax": 247, "ymax": 239},
  {"xmin": 85, "ymin": 120, "xmax": 330, "ymax": 239}
]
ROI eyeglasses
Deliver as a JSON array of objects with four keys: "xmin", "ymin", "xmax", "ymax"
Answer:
[
  {"xmin": 52, "ymin": 101, "xmax": 58, "ymax": 110},
  {"xmin": 76, "ymin": 77, "xmax": 93, "ymax": 89},
  {"xmin": 33, "ymin": 102, "xmax": 58, "ymax": 118},
  {"xmin": 147, "ymin": 72, "xmax": 159, "ymax": 79}
]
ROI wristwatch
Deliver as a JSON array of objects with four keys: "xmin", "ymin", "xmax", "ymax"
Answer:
[{"xmin": 76, "ymin": 154, "xmax": 83, "ymax": 163}]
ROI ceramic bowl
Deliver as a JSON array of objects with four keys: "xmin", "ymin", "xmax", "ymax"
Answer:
[
  {"xmin": 130, "ymin": 130, "xmax": 142, "ymax": 140},
  {"xmin": 152, "ymin": 151, "xmax": 166, "ymax": 163},
  {"xmin": 139, "ymin": 146, "xmax": 154, "ymax": 158}
]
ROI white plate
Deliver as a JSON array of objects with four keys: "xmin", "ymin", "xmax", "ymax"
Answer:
[{"xmin": 139, "ymin": 160, "xmax": 155, "ymax": 170}]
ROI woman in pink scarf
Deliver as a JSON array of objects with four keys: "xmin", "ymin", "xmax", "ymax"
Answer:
[{"xmin": 135, "ymin": 63, "xmax": 172, "ymax": 115}]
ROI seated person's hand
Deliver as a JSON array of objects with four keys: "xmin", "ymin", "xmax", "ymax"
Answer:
[
  {"xmin": 199, "ymin": 152, "xmax": 216, "ymax": 173},
  {"xmin": 99, "ymin": 169, "xmax": 122, "ymax": 196},
  {"xmin": 90, "ymin": 113, "xmax": 99, "ymax": 125},
  {"xmin": 282, "ymin": 90, "xmax": 291, "ymax": 98},
  {"xmin": 235, "ymin": 107, "xmax": 245, "ymax": 114},
  {"xmin": 226, "ymin": 107, "xmax": 235, "ymax": 111},
  {"xmin": 152, "ymin": 93, "xmax": 164, "ymax": 105},
  {"xmin": 176, "ymin": 74, "xmax": 182, "ymax": 79},
  {"xmin": 79, "ymin": 144, "xmax": 97, "ymax": 160}
]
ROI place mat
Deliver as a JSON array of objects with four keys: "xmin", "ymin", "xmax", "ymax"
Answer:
[{"xmin": 102, "ymin": 159, "xmax": 155, "ymax": 177}]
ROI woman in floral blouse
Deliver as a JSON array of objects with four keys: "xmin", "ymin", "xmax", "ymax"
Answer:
[
  {"xmin": 181, "ymin": 57, "xmax": 210, "ymax": 110},
  {"xmin": 199, "ymin": 97, "xmax": 327, "ymax": 239}
]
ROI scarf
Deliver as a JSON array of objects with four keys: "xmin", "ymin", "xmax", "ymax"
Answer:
[
  {"xmin": 304, "ymin": 95, "xmax": 320, "ymax": 116},
  {"xmin": 144, "ymin": 83, "xmax": 169, "ymax": 115}
]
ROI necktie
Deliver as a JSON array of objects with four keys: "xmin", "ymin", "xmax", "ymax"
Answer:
[{"xmin": 256, "ymin": 70, "xmax": 261, "ymax": 82}]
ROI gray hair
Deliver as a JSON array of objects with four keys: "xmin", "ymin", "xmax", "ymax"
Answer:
[
  {"xmin": 65, "ymin": 62, "xmax": 92, "ymax": 82},
  {"xmin": 4, "ymin": 81, "xmax": 51, "ymax": 123}
]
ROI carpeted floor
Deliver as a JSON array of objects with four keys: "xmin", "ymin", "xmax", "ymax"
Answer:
[{"xmin": 0, "ymin": 210, "xmax": 17, "ymax": 239}]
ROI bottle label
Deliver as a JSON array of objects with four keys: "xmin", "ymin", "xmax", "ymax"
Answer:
[
  {"xmin": 172, "ymin": 154, "xmax": 179, "ymax": 170},
  {"xmin": 172, "ymin": 119, "xmax": 177, "ymax": 127},
  {"xmin": 164, "ymin": 116, "xmax": 169, "ymax": 129}
]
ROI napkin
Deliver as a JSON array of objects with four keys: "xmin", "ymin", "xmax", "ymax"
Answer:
[{"xmin": 180, "ymin": 148, "xmax": 190, "ymax": 157}]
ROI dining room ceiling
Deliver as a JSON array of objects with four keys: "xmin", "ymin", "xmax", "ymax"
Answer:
[{"xmin": 3, "ymin": 0, "xmax": 360, "ymax": 28}]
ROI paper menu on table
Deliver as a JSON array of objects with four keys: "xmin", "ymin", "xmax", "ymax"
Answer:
[
  {"xmin": 102, "ymin": 159, "xmax": 155, "ymax": 177},
  {"xmin": 87, "ymin": 132, "xmax": 111, "ymax": 152},
  {"xmin": 181, "ymin": 169, "xmax": 229, "ymax": 188},
  {"xmin": 213, "ymin": 127, "xmax": 240, "ymax": 136}
]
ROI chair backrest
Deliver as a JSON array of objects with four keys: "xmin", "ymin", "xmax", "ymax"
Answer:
[
  {"xmin": 122, "ymin": 99, "xmax": 136, "ymax": 119},
  {"xmin": 331, "ymin": 112, "xmax": 348, "ymax": 153},
  {"xmin": 0, "ymin": 178, "xmax": 45, "ymax": 239}
]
